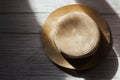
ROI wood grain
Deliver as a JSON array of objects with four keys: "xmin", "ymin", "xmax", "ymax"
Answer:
[
  {"xmin": 1, "ymin": 0, "xmax": 120, "ymax": 13},
  {"xmin": 0, "ymin": 34, "xmax": 119, "ymax": 79},
  {"xmin": 0, "ymin": 13, "xmax": 120, "ymax": 34},
  {"xmin": 0, "ymin": 0, "xmax": 120, "ymax": 80}
]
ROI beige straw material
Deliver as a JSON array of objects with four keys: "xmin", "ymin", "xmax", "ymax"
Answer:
[
  {"xmin": 41, "ymin": 4, "xmax": 111, "ymax": 70},
  {"xmin": 52, "ymin": 12, "xmax": 100, "ymax": 59}
]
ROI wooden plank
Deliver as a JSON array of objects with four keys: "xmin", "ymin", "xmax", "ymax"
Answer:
[
  {"xmin": 0, "ymin": 13, "xmax": 120, "ymax": 36},
  {"xmin": 0, "ymin": 0, "xmax": 120, "ymax": 13},
  {"xmin": 0, "ymin": 22, "xmax": 119, "ymax": 80},
  {"xmin": 0, "ymin": 44, "xmax": 120, "ymax": 80},
  {"xmin": 0, "ymin": 34, "xmax": 42, "ymax": 50},
  {"xmin": 0, "ymin": 0, "xmax": 33, "ymax": 12},
  {"xmin": 0, "ymin": 0, "xmax": 120, "ymax": 79},
  {"xmin": 0, "ymin": 13, "xmax": 41, "ymax": 33},
  {"xmin": 0, "ymin": 34, "xmax": 119, "ymax": 80},
  {"xmin": 0, "ymin": 54, "xmax": 119, "ymax": 80},
  {"xmin": 0, "ymin": 33, "xmax": 119, "ymax": 56}
]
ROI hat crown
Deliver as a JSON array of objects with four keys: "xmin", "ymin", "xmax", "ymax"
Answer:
[{"xmin": 52, "ymin": 12, "xmax": 100, "ymax": 58}]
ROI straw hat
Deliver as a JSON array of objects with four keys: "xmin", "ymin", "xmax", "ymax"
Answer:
[{"xmin": 41, "ymin": 4, "xmax": 111, "ymax": 70}]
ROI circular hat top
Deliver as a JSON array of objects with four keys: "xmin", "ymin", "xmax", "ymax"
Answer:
[{"xmin": 52, "ymin": 12, "xmax": 100, "ymax": 58}]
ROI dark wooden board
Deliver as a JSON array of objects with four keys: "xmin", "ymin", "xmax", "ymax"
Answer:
[
  {"xmin": 0, "ymin": 0, "xmax": 120, "ymax": 80},
  {"xmin": 0, "ymin": 13, "xmax": 120, "ymax": 35},
  {"xmin": 0, "ymin": 0, "xmax": 120, "ymax": 13}
]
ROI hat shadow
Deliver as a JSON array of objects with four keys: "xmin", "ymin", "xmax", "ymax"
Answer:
[
  {"xmin": 55, "ymin": 32, "xmax": 118, "ymax": 80},
  {"xmin": 61, "ymin": 30, "xmax": 112, "ymax": 68}
]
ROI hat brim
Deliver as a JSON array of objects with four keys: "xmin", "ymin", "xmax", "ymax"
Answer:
[{"xmin": 41, "ymin": 4, "xmax": 111, "ymax": 70}]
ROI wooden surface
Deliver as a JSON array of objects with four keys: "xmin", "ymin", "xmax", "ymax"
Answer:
[{"xmin": 0, "ymin": 0, "xmax": 120, "ymax": 80}]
